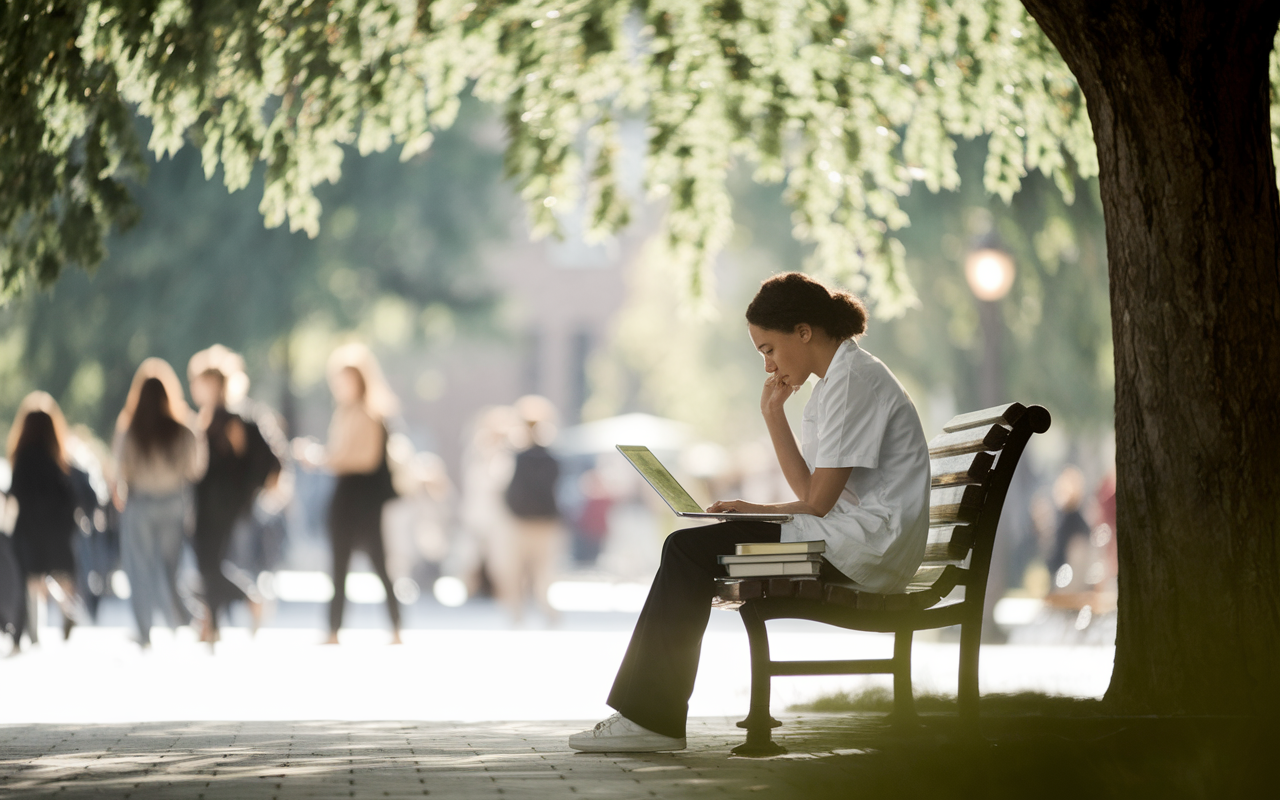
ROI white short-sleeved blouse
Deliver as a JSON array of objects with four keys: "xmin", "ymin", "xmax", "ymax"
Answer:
[{"xmin": 779, "ymin": 339, "xmax": 931, "ymax": 593}]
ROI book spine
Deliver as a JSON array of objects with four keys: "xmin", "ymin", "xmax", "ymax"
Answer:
[{"xmin": 726, "ymin": 562, "xmax": 823, "ymax": 577}]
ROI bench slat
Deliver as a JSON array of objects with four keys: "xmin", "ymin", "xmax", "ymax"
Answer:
[
  {"xmin": 717, "ymin": 580, "xmax": 761, "ymax": 604},
  {"xmin": 923, "ymin": 524, "xmax": 975, "ymax": 562},
  {"xmin": 928, "ymin": 424, "xmax": 1010, "ymax": 458},
  {"xmin": 908, "ymin": 565, "xmax": 966, "ymax": 610},
  {"xmin": 907, "ymin": 564, "xmax": 952, "ymax": 590},
  {"xmin": 930, "ymin": 451, "xmax": 995, "ymax": 487},
  {"xmin": 929, "ymin": 484, "xmax": 985, "ymax": 525},
  {"xmin": 941, "ymin": 402, "xmax": 1027, "ymax": 433}
]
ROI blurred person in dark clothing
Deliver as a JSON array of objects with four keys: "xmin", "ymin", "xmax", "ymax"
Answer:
[
  {"xmin": 66, "ymin": 427, "xmax": 114, "ymax": 621},
  {"xmin": 114, "ymin": 360, "xmax": 206, "ymax": 647},
  {"xmin": 1, "ymin": 487, "xmax": 26, "ymax": 651},
  {"xmin": 313, "ymin": 343, "xmax": 401, "ymax": 645},
  {"xmin": 222, "ymin": 375, "xmax": 292, "ymax": 582},
  {"xmin": 189, "ymin": 346, "xmax": 280, "ymax": 643},
  {"xmin": 503, "ymin": 395, "xmax": 564, "ymax": 626},
  {"xmin": 573, "ymin": 468, "xmax": 612, "ymax": 564},
  {"xmin": 1048, "ymin": 465, "xmax": 1091, "ymax": 591},
  {"xmin": 1093, "ymin": 468, "xmax": 1118, "ymax": 591},
  {"xmin": 6, "ymin": 393, "xmax": 84, "ymax": 641}
]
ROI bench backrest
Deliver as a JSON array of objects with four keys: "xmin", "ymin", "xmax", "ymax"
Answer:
[{"xmin": 918, "ymin": 402, "xmax": 1052, "ymax": 611}]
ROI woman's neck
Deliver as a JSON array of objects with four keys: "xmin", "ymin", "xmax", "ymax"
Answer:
[{"xmin": 810, "ymin": 336, "xmax": 847, "ymax": 380}]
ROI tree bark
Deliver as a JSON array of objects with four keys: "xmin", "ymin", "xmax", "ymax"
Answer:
[{"xmin": 1020, "ymin": 0, "xmax": 1280, "ymax": 712}]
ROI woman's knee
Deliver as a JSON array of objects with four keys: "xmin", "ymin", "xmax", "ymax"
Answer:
[{"xmin": 660, "ymin": 527, "xmax": 702, "ymax": 560}]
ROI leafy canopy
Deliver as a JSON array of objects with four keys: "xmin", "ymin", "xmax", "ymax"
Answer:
[
  {"xmin": 4, "ymin": 1, "xmax": 1272, "ymax": 305},
  {"xmin": 0, "ymin": 96, "xmax": 508, "ymax": 437}
]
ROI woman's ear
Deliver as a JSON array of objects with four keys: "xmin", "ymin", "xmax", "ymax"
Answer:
[{"xmin": 796, "ymin": 323, "xmax": 812, "ymax": 343}]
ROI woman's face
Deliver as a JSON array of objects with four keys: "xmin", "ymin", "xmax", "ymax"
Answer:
[
  {"xmin": 190, "ymin": 374, "xmax": 221, "ymax": 409},
  {"xmin": 748, "ymin": 323, "xmax": 813, "ymax": 388},
  {"xmin": 333, "ymin": 367, "xmax": 366, "ymax": 406}
]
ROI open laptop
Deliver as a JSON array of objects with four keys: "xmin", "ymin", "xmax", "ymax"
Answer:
[{"xmin": 616, "ymin": 445, "xmax": 792, "ymax": 522}]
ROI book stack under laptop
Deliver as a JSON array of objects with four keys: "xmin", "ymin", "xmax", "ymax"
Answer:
[{"xmin": 717, "ymin": 541, "xmax": 827, "ymax": 578}]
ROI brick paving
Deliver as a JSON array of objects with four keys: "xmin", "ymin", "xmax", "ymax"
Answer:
[
  {"xmin": 4, "ymin": 713, "xmax": 1270, "ymax": 799},
  {"xmin": 0, "ymin": 715, "xmax": 888, "ymax": 800}
]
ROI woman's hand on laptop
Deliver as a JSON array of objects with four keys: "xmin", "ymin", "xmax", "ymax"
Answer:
[{"xmin": 706, "ymin": 499, "xmax": 769, "ymax": 514}]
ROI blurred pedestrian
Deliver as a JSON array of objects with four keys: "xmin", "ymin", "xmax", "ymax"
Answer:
[
  {"xmin": 1048, "ymin": 465, "xmax": 1091, "ymax": 592},
  {"xmin": 221, "ymin": 364, "xmax": 292, "ymax": 582},
  {"xmin": 381, "ymin": 449, "xmax": 453, "ymax": 595},
  {"xmin": 66, "ymin": 426, "xmax": 115, "ymax": 621},
  {"xmin": 456, "ymin": 406, "xmax": 517, "ymax": 602},
  {"xmin": 114, "ymin": 360, "xmax": 205, "ymax": 647},
  {"xmin": 572, "ymin": 468, "xmax": 612, "ymax": 565},
  {"xmin": 1092, "ymin": 467, "xmax": 1118, "ymax": 592},
  {"xmin": 6, "ymin": 392, "xmax": 84, "ymax": 641},
  {"xmin": 320, "ymin": 343, "xmax": 401, "ymax": 644},
  {"xmin": 189, "ymin": 345, "xmax": 280, "ymax": 643},
  {"xmin": 1, "ymin": 486, "xmax": 25, "ymax": 651},
  {"xmin": 502, "ymin": 395, "xmax": 564, "ymax": 626}
]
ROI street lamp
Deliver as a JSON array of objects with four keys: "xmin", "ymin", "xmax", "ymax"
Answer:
[
  {"xmin": 964, "ymin": 245, "xmax": 1015, "ymax": 409},
  {"xmin": 964, "ymin": 242, "xmax": 1016, "ymax": 643},
  {"xmin": 964, "ymin": 248, "xmax": 1016, "ymax": 302}
]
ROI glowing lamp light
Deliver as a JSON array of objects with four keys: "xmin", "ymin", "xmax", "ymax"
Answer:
[{"xmin": 964, "ymin": 248, "xmax": 1016, "ymax": 301}]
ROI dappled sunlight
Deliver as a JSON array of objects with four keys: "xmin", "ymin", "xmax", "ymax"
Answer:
[{"xmin": 1, "ymin": 719, "xmax": 784, "ymax": 798}]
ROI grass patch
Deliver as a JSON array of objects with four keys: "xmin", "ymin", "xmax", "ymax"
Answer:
[{"xmin": 790, "ymin": 687, "xmax": 1105, "ymax": 716}]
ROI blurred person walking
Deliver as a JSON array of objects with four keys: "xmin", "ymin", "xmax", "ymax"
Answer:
[
  {"xmin": 319, "ymin": 343, "xmax": 401, "ymax": 644},
  {"xmin": 572, "ymin": 468, "xmax": 612, "ymax": 565},
  {"xmin": 189, "ymin": 346, "xmax": 280, "ymax": 643},
  {"xmin": 1048, "ymin": 465, "xmax": 1092, "ymax": 592},
  {"xmin": 502, "ymin": 396, "xmax": 565, "ymax": 626},
  {"xmin": 66, "ymin": 426, "xmax": 115, "ymax": 621},
  {"xmin": 6, "ymin": 393, "xmax": 84, "ymax": 641},
  {"xmin": 114, "ymin": 360, "xmax": 205, "ymax": 647},
  {"xmin": 1, "ymin": 484, "xmax": 26, "ymax": 651},
  {"xmin": 457, "ymin": 406, "xmax": 517, "ymax": 603}
]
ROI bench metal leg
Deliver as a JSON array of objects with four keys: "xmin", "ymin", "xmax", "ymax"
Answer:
[
  {"xmin": 958, "ymin": 616, "xmax": 981, "ymax": 726},
  {"xmin": 891, "ymin": 630, "xmax": 917, "ymax": 724},
  {"xmin": 732, "ymin": 602, "xmax": 786, "ymax": 757}
]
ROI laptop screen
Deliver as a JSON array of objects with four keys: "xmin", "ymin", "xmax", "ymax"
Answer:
[{"xmin": 616, "ymin": 445, "xmax": 704, "ymax": 515}]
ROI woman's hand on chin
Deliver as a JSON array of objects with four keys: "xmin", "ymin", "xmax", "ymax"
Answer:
[
  {"xmin": 707, "ymin": 499, "xmax": 768, "ymax": 514},
  {"xmin": 760, "ymin": 374, "xmax": 800, "ymax": 415}
]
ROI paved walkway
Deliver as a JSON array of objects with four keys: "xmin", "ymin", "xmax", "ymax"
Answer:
[
  {"xmin": 4, "ymin": 712, "xmax": 1268, "ymax": 800},
  {"xmin": 0, "ymin": 716, "xmax": 885, "ymax": 800}
]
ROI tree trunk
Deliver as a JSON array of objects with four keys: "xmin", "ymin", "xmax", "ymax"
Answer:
[{"xmin": 1020, "ymin": 0, "xmax": 1280, "ymax": 712}]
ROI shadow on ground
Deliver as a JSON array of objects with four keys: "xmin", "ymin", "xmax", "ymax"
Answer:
[{"xmin": 0, "ymin": 711, "xmax": 1267, "ymax": 799}]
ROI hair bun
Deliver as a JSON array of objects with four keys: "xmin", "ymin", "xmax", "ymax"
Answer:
[
  {"xmin": 826, "ymin": 290, "xmax": 868, "ymax": 339},
  {"xmin": 745, "ymin": 271, "xmax": 868, "ymax": 340}
]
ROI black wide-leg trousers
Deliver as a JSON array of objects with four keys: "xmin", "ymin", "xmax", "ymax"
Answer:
[{"xmin": 607, "ymin": 520, "xmax": 782, "ymax": 739}]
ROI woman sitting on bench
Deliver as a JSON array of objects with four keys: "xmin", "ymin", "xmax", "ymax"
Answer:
[{"xmin": 570, "ymin": 272, "xmax": 932, "ymax": 753}]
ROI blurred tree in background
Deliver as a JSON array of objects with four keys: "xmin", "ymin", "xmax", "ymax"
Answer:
[
  {"xmin": 0, "ymin": 98, "xmax": 507, "ymax": 437},
  {"xmin": 592, "ymin": 137, "xmax": 1110, "ymax": 441}
]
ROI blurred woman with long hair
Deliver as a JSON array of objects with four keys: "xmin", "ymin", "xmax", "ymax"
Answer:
[
  {"xmin": 321, "ymin": 343, "xmax": 401, "ymax": 644},
  {"xmin": 6, "ymin": 392, "xmax": 82, "ymax": 640},
  {"xmin": 114, "ymin": 359, "xmax": 205, "ymax": 647}
]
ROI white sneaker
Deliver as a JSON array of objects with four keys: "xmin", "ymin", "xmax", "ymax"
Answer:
[{"xmin": 568, "ymin": 713, "xmax": 687, "ymax": 753}]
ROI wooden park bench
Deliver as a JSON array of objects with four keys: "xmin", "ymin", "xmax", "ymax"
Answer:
[{"xmin": 712, "ymin": 402, "xmax": 1052, "ymax": 756}]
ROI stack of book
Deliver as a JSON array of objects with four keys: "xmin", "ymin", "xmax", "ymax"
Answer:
[{"xmin": 718, "ymin": 541, "xmax": 827, "ymax": 578}]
